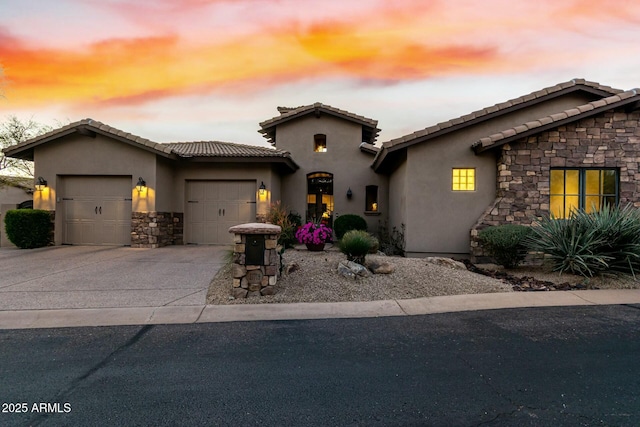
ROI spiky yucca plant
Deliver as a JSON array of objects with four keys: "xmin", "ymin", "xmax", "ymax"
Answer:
[{"xmin": 526, "ymin": 204, "xmax": 640, "ymax": 277}]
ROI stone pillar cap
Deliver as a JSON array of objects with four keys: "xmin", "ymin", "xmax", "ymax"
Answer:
[{"xmin": 228, "ymin": 223, "xmax": 282, "ymax": 234}]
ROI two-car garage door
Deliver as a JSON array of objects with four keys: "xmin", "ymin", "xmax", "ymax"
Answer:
[
  {"xmin": 60, "ymin": 178, "xmax": 255, "ymax": 246},
  {"xmin": 186, "ymin": 180, "xmax": 256, "ymax": 245},
  {"xmin": 62, "ymin": 176, "xmax": 132, "ymax": 245}
]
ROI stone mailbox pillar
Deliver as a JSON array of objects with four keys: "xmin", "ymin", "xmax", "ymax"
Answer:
[{"xmin": 228, "ymin": 223, "xmax": 281, "ymax": 298}]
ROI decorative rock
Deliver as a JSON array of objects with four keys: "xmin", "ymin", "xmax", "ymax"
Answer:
[
  {"xmin": 248, "ymin": 283, "xmax": 261, "ymax": 292},
  {"xmin": 285, "ymin": 263, "xmax": 300, "ymax": 274},
  {"xmin": 240, "ymin": 277, "xmax": 249, "ymax": 289},
  {"xmin": 232, "ymin": 278, "xmax": 241, "ymax": 288},
  {"xmin": 343, "ymin": 260, "xmax": 372, "ymax": 277},
  {"xmin": 365, "ymin": 259, "xmax": 395, "ymax": 274},
  {"xmin": 233, "ymin": 264, "xmax": 246, "ymax": 278},
  {"xmin": 232, "ymin": 288, "xmax": 248, "ymax": 299},
  {"xmin": 260, "ymin": 286, "xmax": 276, "ymax": 296},
  {"xmin": 337, "ymin": 263, "xmax": 356, "ymax": 279},
  {"xmin": 425, "ymin": 257, "xmax": 467, "ymax": 270},
  {"xmin": 247, "ymin": 291, "xmax": 261, "ymax": 298}
]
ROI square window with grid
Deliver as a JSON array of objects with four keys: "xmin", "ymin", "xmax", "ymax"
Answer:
[
  {"xmin": 452, "ymin": 168, "xmax": 475, "ymax": 191},
  {"xmin": 550, "ymin": 168, "xmax": 618, "ymax": 218}
]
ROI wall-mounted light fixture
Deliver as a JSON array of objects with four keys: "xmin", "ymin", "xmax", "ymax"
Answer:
[
  {"xmin": 346, "ymin": 187, "xmax": 353, "ymax": 199},
  {"xmin": 259, "ymin": 181, "xmax": 266, "ymax": 196},
  {"xmin": 35, "ymin": 176, "xmax": 48, "ymax": 191},
  {"xmin": 136, "ymin": 176, "xmax": 147, "ymax": 193}
]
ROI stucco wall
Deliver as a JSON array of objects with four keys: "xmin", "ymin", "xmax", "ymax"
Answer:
[
  {"xmin": 400, "ymin": 91, "xmax": 603, "ymax": 256},
  {"xmin": 33, "ymin": 133, "xmax": 158, "ymax": 213},
  {"xmin": 471, "ymin": 108, "xmax": 640, "ymax": 258},
  {"xmin": 274, "ymin": 114, "xmax": 388, "ymax": 233}
]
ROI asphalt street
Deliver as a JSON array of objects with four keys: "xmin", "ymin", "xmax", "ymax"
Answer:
[{"xmin": 1, "ymin": 305, "xmax": 639, "ymax": 426}]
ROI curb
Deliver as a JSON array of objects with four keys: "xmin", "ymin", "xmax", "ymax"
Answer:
[{"xmin": 1, "ymin": 290, "xmax": 639, "ymax": 330}]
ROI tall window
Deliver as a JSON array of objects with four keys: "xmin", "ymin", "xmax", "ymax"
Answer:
[
  {"xmin": 307, "ymin": 172, "xmax": 333, "ymax": 227},
  {"xmin": 314, "ymin": 134, "xmax": 327, "ymax": 152},
  {"xmin": 550, "ymin": 168, "xmax": 618, "ymax": 218},
  {"xmin": 365, "ymin": 185, "xmax": 378, "ymax": 212},
  {"xmin": 452, "ymin": 168, "xmax": 475, "ymax": 191}
]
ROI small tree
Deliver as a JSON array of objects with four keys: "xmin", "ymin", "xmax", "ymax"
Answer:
[{"xmin": 0, "ymin": 116, "xmax": 53, "ymax": 177}]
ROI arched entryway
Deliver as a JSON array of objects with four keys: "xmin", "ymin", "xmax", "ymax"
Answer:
[{"xmin": 307, "ymin": 172, "xmax": 333, "ymax": 227}]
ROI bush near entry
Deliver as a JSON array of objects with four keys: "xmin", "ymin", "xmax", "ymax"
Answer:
[
  {"xmin": 4, "ymin": 209, "xmax": 52, "ymax": 249},
  {"xmin": 478, "ymin": 224, "xmax": 532, "ymax": 268},
  {"xmin": 338, "ymin": 230, "xmax": 378, "ymax": 265},
  {"xmin": 334, "ymin": 214, "xmax": 367, "ymax": 239}
]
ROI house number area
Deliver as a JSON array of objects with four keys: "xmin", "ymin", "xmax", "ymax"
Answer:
[{"xmin": 2, "ymin": 402, "xmax": 72, "ymax": 413}]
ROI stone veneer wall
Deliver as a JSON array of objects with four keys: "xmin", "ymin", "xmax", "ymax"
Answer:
[
  {"xmin": 229, "ymin": 223, "xmax": 281, "ymax": 298},
  {"xmin": 131, "ymin": 212, "xmax": 184, "ymax": 248},
  {"xmin": 471, "ymin": 109, "xmax": 640, "ymax": 261}
]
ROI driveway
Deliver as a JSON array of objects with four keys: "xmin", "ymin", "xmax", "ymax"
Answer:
[{"xmin": 0, "ymin": 245, "xmax": 228, "ymax": 310}]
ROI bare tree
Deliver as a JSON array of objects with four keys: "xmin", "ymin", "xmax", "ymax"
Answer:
[{"xmin": 0, "ymin": 116, "xmax": 52, "ymax": 178}]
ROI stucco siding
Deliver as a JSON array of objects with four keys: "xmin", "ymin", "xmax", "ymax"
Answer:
[
  {"xmin": 388, "ymin": 156, "xmax": 407, "ymax": 240},
  {"xmin": 33, "ymin": 133, "xmax": 157, "ymax": 213},
  {"xmin": 275, "ymin": 114, "xmax": 388, "ymax": 232},
  {"xmin": 400, "ymin": 91, "xmax": 605, "ymax": 256}
]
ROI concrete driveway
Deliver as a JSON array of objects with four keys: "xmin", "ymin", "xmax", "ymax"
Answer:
[{"xmin": 0, "ymin": 245, "xmax": 228, "ymax": 310}]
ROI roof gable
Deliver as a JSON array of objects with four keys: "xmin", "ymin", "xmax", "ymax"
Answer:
[
  {"xmin": 259, "ymin": 102, "xmax": 380, "ymax": 145},
  {"xmin": 2, "ymin": 119, "xmax": 299, "ymax": 171},
  {"xmin": 472, "ymin": 89, "xmax": 640, "ymax": 153},
  {"xmin": 372, "ymin": 78, "xmax": 623, "ymax": 171},
  {"xmin": 2, "ymin": 118, "xmax": 175, "ymax": 161}
]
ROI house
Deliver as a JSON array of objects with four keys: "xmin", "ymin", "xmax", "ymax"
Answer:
[
  {"xmin": 0, "ymin": 176, "xmax": 34, "ymax": 246},
  {"xmin": 3, "ymin": 78, "xmax": 638, "ymax": 258}
]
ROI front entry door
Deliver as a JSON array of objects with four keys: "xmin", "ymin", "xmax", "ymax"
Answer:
[{"xmin": 306, "ymin": 172, "xmax": 334, "ymax": 228}]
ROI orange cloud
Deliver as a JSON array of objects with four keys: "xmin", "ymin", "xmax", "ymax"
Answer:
[{"xmin": 4, "ymin": 0, "xmax": 634, "ymax": 112}]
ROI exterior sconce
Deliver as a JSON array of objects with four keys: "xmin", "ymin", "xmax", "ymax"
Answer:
[
  {"xmin": 346, "ymin": 188, "xmax": 353, "ymax": 199},
  {"xmin": 35, "ymin": 176, "xmax": 48, "ymax": 191},
  {"xmin": 136, "ymin": 176, "xmax": 147, "ymax": 193},
  {"xmin": 259, "ymin": 181, "xmax": 266, "ymax": 196}
]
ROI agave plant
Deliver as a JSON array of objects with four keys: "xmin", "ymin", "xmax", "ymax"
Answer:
[{"xmin": 526, "ymin": 204, "xmax": 640, "ymax": 278}]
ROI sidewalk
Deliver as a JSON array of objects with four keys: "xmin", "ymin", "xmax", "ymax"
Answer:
[{"xmin": 1, "ymin": 289, "xmax": 639, "ymax": 329}]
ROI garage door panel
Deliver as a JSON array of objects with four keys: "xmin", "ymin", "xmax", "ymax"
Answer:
[
  {"xmin": 204, "ymin": 202, "xmax": 220, "ymax": 221},
  {"xmin": 186, "ymin": 180, "xmax": 256, "ymax": 244},
  {"xmin": 62, "ymin": 176, "xmax": 131, "ymax": 246}
]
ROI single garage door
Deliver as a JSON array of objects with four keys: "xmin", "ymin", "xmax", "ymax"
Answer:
[
  {"xmin": 62, "ymin": 176, "xmax": 132, "ymax": 245},
  {"xmin": 186, "ymin": 180, "xmax": 256, "ymax": 244}
]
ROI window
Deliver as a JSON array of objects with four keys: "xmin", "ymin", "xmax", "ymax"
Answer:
[
  {"xmin": 452, "ymin": 168, "xmax": 475, "ymax": 191},
  {"xmin": 550, "ymin": 168, "xmax": 618, "ymax": 218},
  {"xmin": 314, "ymin": 134, "xmax": 327, "ymax": 152},
  {"xmin": 365, "ymin": 185, "xmax": 378, "ymax": 212},
  {"xmin": 307, "ymin": 172, "xmax": 333, "ymax": 226}
]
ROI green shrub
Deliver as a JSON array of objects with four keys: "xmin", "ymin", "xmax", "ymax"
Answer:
[
  {"xmin": 478, "ymin": 224, "xmax": 532, "ymax": 268},
  {"xmin": 266, "ymin": 201, "xmax": 299, "ymax": 248},
  {"xmin": 338, "ymin": 230, "xmax": 378, "ymax": 265},
  {"xmin": 526, "ymin": 204, "xmax": 640, "ymax": 277},
  {"xmin": 4, "ymin": 209, "xmax": 52, "ymax": 249},
  {"xmin": 334, "ymin": 214, "xmax": 367, "ymax": 239}
]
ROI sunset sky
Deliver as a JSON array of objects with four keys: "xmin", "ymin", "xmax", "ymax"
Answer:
[{"xmin": 1, "ymin": 0, "xmax": 639, "ymax": 147}]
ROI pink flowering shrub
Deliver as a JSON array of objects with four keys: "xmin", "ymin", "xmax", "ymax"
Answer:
[{"xmin": 295, "ymin": 221, "xmax": 333, "ymax": 245}]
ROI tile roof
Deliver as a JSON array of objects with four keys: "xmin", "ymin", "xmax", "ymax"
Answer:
[
  {"xmin": 3, "ymin": 119, "xmax": 297, "ymax": 170},
  {"xmin": 165, "ymin": 141, "xmax": 293, "ymax": 158},
  {"xmin": 472, "ymin": 89, "xmax": 640, "ymax": 153},
  {"xmin": 259, "ymin": 102, "xmax": 380, "ymax": 144},
  {"xmin": 372, "ymin": 78, "xmax": 624, "ymax": 171},
  {"xmin": 381, "ymin": 78, "xmax": 622, "ymax": 150},
  {"xmin": 2, "ymin": 118, "xmax": 174, "ymax": 159}
]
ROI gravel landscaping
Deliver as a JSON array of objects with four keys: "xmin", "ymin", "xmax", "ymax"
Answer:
[
  {"xmin": 206, "ymin": 246, "xmax": 513, "ymax": 305},
  {"xmin": 206, "ymin": 245, "xmax": 640, "ymax": 305}
]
